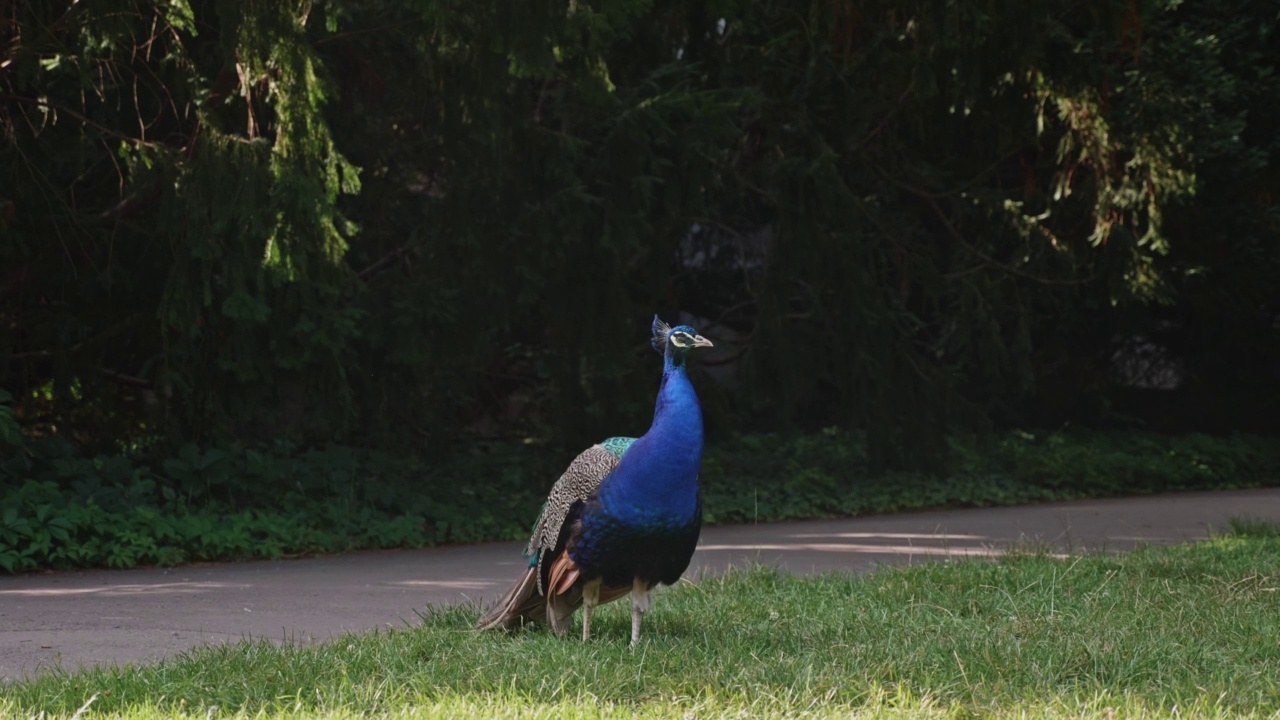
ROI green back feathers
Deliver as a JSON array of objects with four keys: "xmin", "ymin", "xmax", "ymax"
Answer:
[{"xmin": 598, "ymin": 436, "xmax": 636, "ymax": 459}]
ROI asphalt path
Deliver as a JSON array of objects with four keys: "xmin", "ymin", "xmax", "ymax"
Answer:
[{"xmin": 2, "ymin": 488, "xmax": 1276, "ymax": 682}]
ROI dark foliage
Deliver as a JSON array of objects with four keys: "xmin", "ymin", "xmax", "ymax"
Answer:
[
  {"xmin": 2, "ymin": 1, "xmax": 1277, "ymax": 473},
  {"xmin": 3, "ymin": 414, "xmax": 1277, "ymax": 572}
]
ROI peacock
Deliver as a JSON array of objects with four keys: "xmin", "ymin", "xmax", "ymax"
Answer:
[{"xmin": 476, "ymin": 315, "xmax": 713, "ymax": 647}]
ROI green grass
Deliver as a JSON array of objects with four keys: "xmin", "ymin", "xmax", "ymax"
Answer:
[
  {"xmin": 1229, "ymin": 516, "xmax": 1280, "ymax": 539},
  {"xmin": 6, "ymin": 530, "xmax": 1280, "ymax": 718}
]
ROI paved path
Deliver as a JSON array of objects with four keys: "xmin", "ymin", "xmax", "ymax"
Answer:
[{"xmin": 2, "ymin": 488, "xmax": 1276, "ymax": 682}]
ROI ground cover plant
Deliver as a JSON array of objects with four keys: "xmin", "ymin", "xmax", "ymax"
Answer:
[
  {"xmin": 5, "ymin": 526, "xmax": 1279, "ymax": 718},
  {"xmin": 2, "ymin": 426, "xmax": 1279, "ymax": 572}
]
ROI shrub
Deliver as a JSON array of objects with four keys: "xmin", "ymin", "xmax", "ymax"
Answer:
[{"xmin": 2, "ymin": 415, "xmax": 1278, "ymax": 572}]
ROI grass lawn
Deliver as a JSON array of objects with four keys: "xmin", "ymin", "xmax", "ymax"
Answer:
[{"xmin": 6, "ymin": 525, "xmax": 1279, "ymax": 719}]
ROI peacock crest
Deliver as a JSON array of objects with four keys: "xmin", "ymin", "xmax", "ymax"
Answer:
[{"xmin": 651, "ymin": 315, "xmax": 672, "ymax": 354}]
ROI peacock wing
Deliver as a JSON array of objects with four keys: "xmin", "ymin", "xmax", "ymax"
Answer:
[{"xmin": 525, "ymin": 437, "xmax": 636, "ymax": 594}]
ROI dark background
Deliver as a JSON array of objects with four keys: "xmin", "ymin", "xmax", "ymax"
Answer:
[{"xmin": 3, "ymin": 0, "xmax": 1277, "ymax": 473}]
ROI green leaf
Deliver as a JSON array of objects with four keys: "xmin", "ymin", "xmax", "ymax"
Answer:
[{"xmin": 165, "ymin": 0, "xmax": 197, "ymax": 34}]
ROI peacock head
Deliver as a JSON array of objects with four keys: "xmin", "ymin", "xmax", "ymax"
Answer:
[{"xmin": 651, "ymin": 315, "xmax": 714, "ymax": 363}]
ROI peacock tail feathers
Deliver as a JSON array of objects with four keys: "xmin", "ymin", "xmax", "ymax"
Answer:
[{"xmin": 474, "ymin": 566, "xmax": 539, "ymax": 632}]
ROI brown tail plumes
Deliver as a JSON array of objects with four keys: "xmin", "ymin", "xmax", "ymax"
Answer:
[
  {"xmin": 475, "ymin": 567, "xmax": 542, "ymax": 631},
  {"xmin": 476, "ymin": 551, "xmax": 632, "ymax": 636},
  {"xmin": 474, "ymin": 555, "xmax": 585, "ymax": 635}
]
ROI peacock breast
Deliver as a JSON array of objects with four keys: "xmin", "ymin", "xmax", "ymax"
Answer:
[{"xmin": 570, "ymin": 502, "xmax": 702, "ymax": 586}]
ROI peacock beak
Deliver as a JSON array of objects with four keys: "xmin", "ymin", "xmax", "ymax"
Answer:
[{"xmin": 692, "ymin": 335, "xmax": 714, "ymax": 348}]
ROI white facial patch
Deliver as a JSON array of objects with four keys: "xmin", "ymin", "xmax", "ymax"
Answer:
[{"xmin": 670, "ymin": 332, "xmax": 694, "ymax": 348}]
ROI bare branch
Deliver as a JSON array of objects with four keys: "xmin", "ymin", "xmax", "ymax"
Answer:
[{"xmin": 0, "ymin": 94, "xmax": 164, "ymax": 148}]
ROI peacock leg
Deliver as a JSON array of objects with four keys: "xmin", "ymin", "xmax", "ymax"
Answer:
[
  {"xmin": 630, "ymin": 578, "xmax": 652, "ymax": 649},
  {"xmin": 582, "ymin": 578, "xmax": 601, "ymax": 642}
]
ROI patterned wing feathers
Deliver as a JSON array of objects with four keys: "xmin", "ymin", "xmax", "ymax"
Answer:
[
  {"xmin": 477, "ymin": 438, "xmax": 637, "ymax": 632},
  {"xmin": 526, "ymin": 443, "xmax": 624, "ymax": 593}
]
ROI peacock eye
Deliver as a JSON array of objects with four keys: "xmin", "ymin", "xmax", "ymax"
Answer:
[{"xmin": 671, "ymin": 332, "xmax": 693, "ymax": 347}]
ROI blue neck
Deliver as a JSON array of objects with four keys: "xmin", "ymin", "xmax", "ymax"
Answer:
[
  {"xmin": 650, "ymin": 362, "xmax": 703, "ymax": 456},
  {"xmin": 597, "ymin": 355, "xmax": 703, "ymax": 521}
]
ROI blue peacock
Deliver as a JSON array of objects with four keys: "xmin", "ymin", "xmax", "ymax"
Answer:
[{"xmin": 476, "ymin": 315, "xmax": 713, "ymax": 646}]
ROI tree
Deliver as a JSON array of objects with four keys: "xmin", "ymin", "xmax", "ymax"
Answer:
[{"xmin": 3, "ymin": 0, "xmax": 1276, "ymax": 469}]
